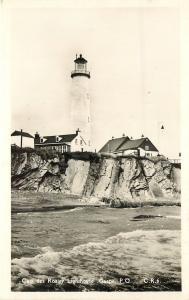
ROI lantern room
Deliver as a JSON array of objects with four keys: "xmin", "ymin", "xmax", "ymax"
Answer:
[{"xmin": 71, "ymin": 54, "xmax": 90, "ymax": 78}]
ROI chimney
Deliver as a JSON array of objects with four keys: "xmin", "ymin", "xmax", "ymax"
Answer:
[
  {"xmin": 112, "ymin": 136, "xmax": 114, "ymax": 140},
  {"xmin": 34, "ymin": 132, "xmax": 40, "ymax": 145},
  {"xmin": 35, "ymin": 132, "xmax": 40, "ymax": 138},
  {"xmin": 122, "ymin": 133, "xmax": 125, "ymax": 137},
  {"xmin": 76, "ymin": 128, "xmax": 80, "ymax": 135}
]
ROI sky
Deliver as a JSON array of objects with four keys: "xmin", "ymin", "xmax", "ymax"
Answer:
[{"xmin": 9, "ymin": 3, "xmax": 180, "ymax": 157}]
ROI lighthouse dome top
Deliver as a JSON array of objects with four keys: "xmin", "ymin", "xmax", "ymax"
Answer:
[{"xmin": 74, "ymin": 54, "xmax": 87, "ymax": 64}]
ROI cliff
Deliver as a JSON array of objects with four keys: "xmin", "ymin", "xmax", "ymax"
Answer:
[{"xmin": 11, "ymin": 148, "xmax": 181, "ymax": 205}]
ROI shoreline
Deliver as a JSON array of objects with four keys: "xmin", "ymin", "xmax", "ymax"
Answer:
[
  {"xmin": 11, "ymin": 204, "xmax": 104, "ymax": 214},
  {"xmin": 11, "ymin": 190, "xmax": 181, "ymax": 212}
]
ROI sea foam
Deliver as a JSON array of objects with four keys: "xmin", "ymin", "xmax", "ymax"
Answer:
[{"xmin": 11, "ymin": 229, "xmax": 181, "ymax": 291}]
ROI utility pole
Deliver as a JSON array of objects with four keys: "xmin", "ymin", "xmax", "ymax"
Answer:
[
  {"xmin": 157, "ymin": 121, "xmax": 165, "ymax": 155},
  {"xmin": 20, "ymin": 129, "xmax": 23, "ymax": 148}
]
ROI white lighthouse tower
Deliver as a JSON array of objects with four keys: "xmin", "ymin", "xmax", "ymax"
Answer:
[{"xmin": 70, "ymin": 54, "xmax": 91, "ymax": 151}]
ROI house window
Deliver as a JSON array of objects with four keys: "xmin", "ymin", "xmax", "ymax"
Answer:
[
  {"xmin": 145, "ymin": 145, "xmax": 149, "ymax": 151},
  {"xmin": 80, "ymin": 140, "xmax": 82, "ymax": 145},
  {"xmin": 56, "ymin": 136, "xmax": 59, "ymax": 142},
  {"xmin": 40, "ymin": 138, "xmax": 43, "ymax": 143},
  {"xmin": 75, "ymin": 139, "xmax": 78, "ymax": 145}
]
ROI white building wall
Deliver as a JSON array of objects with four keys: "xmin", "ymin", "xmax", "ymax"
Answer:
[
  {"xmin": 70, "ymin": 134, "xmax": 87, "ymax": 152},
  {"xmin": 139, "ymin": 148, "xmax": 158, "ymax": 157},
  {"xmin": 120, "ymin": 148, "xmax": 158, "ymax": 157},
  {"xmin": 11, "ymin": 136, "xmax": 34, "ymax": 148},
  {"xmin": 122, "ymin": 149, "xmax": 138, "ymax": 156}
]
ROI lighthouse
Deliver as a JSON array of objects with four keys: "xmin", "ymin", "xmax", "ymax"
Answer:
[{"xmin": 70, "ymin": 54, "xmax": 91, "ymax": 151}]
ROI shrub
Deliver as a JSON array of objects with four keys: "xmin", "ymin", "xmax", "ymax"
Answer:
[
  {"xmin": 64, "ymin": 151, "xmax": 100, "ymax": 162},
  {"xmin": 11, "ymin": 145, "xmax": 35, "ymax": 154},
  {"xmin": 35, "ymin": 148, "xmax": 59, "ymax": 161}
]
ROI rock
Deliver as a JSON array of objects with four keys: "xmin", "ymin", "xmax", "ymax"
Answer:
[
  {"xmin": 132, "ymin": 214, "xmax": 163, "ymax": 221},
  {"xmin": 61, "ymin": 159, "xmax": 90, "ymax": 195},
  {"xmin": 11, "ymin": 150, "xmax": 181, "ymax": 203},
  {"xmin": 91, "ymin": 158, "xmax": 118, "ymax": 198},
  {"xmin": 141, "ymin": 159, "xmax": 156, "ymax": 177},
  {"xmin": 149, "ymin": 179, "xmax": 164, "ymax": 198},
  {"xmin": 113, "ymin": 158, "xmax": 152, "ymax": 201},
  {"xmin": 83, "ymin": 161, "xmax": 101, "ymax": 196},
  {"xmin": 38, "ymin": 175, "xmax": 62, "ymax": 193},
  {"xmin": 171, "ymin": 166, "xmax": 181, "ymax": 193},
  {"xmin": 11, "ymin": 152, "xmax": 44, "ymax": 176}
]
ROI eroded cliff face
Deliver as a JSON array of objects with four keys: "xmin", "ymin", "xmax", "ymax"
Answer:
[{"xmin": 11, "ymin": 150, "xmax": 181, "ymax": 203}]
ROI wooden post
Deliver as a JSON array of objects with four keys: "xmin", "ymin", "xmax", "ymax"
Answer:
[{"xmin": 20, "ymin": 129, "xmax": 23, "ymax": 148}]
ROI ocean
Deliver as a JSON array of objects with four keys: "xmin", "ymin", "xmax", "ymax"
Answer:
[{"xmin": 11, "ymin": 191, "xmax": 181, "ymax": 292}]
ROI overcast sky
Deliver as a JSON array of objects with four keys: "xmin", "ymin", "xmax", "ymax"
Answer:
[{"xmin": 9, "ymin": 3, "xmax": 180, "ymax": 157}]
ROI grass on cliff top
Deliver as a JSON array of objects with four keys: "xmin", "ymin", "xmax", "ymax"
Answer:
[
  {"xmin": 11, "ymin": 145, "xmax": 100, "ymax": 162},
  {"xmin": 11, "ymin": 145, "xmax": 173, "ymax": 165}
]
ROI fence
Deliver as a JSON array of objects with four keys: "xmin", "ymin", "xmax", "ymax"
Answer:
[{"xmin": 169, "ymin": 159, "xmax": 181, "ymax": 164}]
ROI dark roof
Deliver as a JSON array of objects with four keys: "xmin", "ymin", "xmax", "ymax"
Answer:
[
  {"xmin": 99, "ymin": 136, "xmax": 129, "ymax": 153},
  {"xmin": 99, "ymin": 137, "xmax": 158, "ymax": 153},
  {"xmin": 74, "ymin": 54, "xmax": 87, "ymax": 64},
  {"xmin": 118, "ymin": 138, "xmax": 145, "ymax": 151},
  {"xmin": 118, "ymin": 138, "xmax": 158, "ymax": 152},
  {"xmin": 42, "ymin": 134, "xmax": 77, "ymax": 144},
  {"xmin": 11, "ymin": 130, "xmax": 34, "ymax": 138}
]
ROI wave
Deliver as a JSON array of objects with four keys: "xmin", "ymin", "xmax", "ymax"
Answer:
[
  {"xmin": 11, "ymin": 229, "xmax": 181, "ymax": 291},
  {"xmin": 61, "ymin": 207, "xmax": 84, "ymax": 213},
  {"xmin": 13, "ymin": 205, "xmax": 86, "ymax": 214},
  {"xmin": 40, "ymin": 246, "xmax": 54, "ymax": 253}
]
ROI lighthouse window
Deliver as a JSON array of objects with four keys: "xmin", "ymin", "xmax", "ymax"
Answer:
[{"xmin": 77, "ymin": 63, "xmax": 84, "ymax": 70}]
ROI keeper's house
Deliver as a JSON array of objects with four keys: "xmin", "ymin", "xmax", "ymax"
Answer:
[
  {"xmin": 34, "ymin": 129, "xmax": 86, "ymax": 153},
  {"xmin": 99, "ymin": 135, "xmax": 159, "ymax": 157}
]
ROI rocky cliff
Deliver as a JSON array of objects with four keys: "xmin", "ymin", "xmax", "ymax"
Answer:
[{"xmin": 11, "ymin": 148, "xmax": 181, "ymax": 205}]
